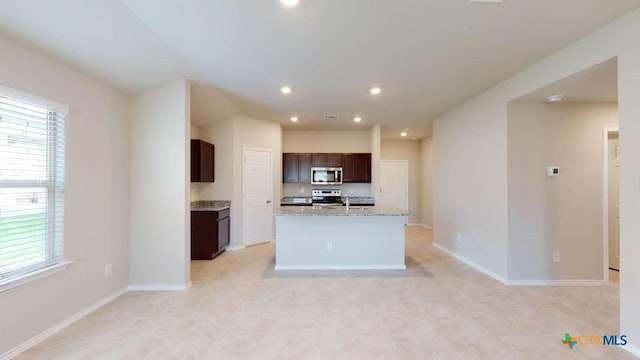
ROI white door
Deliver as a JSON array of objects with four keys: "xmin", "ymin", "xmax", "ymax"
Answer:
[
  {"xmin": 379, "ymin": 160, "xmax": 409, "ymax": 211},
  {"xmin": 244, "ymin": 148, "xmax": 272, "ymax": 247},
  {"xmin": 608, "ymin": 135, "xmax": 620, "ymax": 270}
]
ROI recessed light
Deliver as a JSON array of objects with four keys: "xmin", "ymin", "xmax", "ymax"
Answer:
[
  {"xmin": 280, "ymin": 86, "xmax": 292, "ymax": 94},
  {"xmin": 370, "ymin": 87, "xmax": 382, "ymax": 95},
  {"xmin": 547, "ymin": 95, "xmax": 564, "ymax": 102},
  {"xmin": 354, "ymin": 116, "xmax": 362, "ymax": 123},
  {"xmin": 280, "ymin": 0, "xmax": 299, "ymax": 7},
  {"xmin": 400, "ymin": 132, "xmax": 407, "ymax": 137},
  {"xmin": 290, "ymin": 116, "xmax": 298, "ymax": 122}
]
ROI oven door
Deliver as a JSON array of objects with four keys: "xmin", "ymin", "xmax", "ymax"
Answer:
[{"xmin": 311, "ymin": 167, "xmax": 342, "ymax": 185}]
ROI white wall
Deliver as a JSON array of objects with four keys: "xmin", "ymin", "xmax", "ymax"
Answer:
[
  {"xmin": 370, "ymin": 125, "xmax": 381, "ymax": 203},
  {"xmin": 196, "ymin": 118, "xmax": 234, "ymax": 202},
  {"xmin": 432, "ymin": 9, "xmax": 640, "ymax": 351},
  {"xmin": 507, "ymin": 102, "xmax": 618, "ymax": 281},
  {"xmin": 381, "ymin": 140, "xmax": 421, "ymax": 224},
  {"xmin": 190, "ymin": 125, "xmax": 200, "ymax": 139},
  {"xmin": 129, "ymin": 79, "xmax": 190, "ymax": 288},
  {"xmin": 420, "ymin": 136, "xmax": 434, "ymax": 227},
  {"xmin": 0, "ymin": 37, "xmax": 129, "ymax": 354},
  {"xmin": 433, "ymin": 92, "xmax": 509, "ymax": 280},
  {"xmin": 197, "ymin": 116, "xmax": 282, "ymax": 248},
  {"xmin": 233, "ymin": 116, "xmax": 283, "ymax": 246},
  {"xmin": 189, "ymin": 125, "xmax": 202, "ymax": 201},
  {"xmin": 283, "ymin": 130, "xmax": 370, "ymax": 152}
]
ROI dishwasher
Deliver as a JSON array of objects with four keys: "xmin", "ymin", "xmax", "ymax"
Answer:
[{"xmin": 216, "ymin": 209, "xmax": 230, "ymax": 252}]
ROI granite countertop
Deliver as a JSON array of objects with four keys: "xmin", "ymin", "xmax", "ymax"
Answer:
[
  {"xmin": 343, "ymin": 196, "xmax": 375, "ymax": 205},
  {"xmin": 273, "ymin": 205, "xmax": 408, "ymax": 216},
  {"xmin": 280, "ymin": 196, "xmax": 375, "ymax": 206},
  {"xmin": 280, "ymin": 196, "xmax": 312, "ymax": 205},
  {"xmin": 191, "ymin": 200, "xmax": 231, "ymax": 211}
]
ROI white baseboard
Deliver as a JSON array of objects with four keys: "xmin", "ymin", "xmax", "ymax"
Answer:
[
  {"xmin": 407, "ymin": 223, "xmax": 432, "ymax": 230},
  {"xmin": 432, "ymin": 243, "xmax": 608, "ymax": 287},
  {"xmin": 507, "ymin": 280, "xmax": 606, "ymax": 286},
  {"xmin": 624, "ymin": 343, "xmax": 640, "ymax": 357},
  {"xmin": 225, "ymin": 245, "xmax": 245, "ymax": 251},
  {"xmin": 128, "ymin": 281, "xmax": 191, "ymax": 291},
  {"xmin": 0, "ymin": 286, "xmax": 128, "ymax": 360},
  {"xmin": 275, "ymin": 264, "xmax": 406, "ymax": 270},
  {"xmin": 432, "ymin": 243, "xmax": 508, "ymax": 285}
]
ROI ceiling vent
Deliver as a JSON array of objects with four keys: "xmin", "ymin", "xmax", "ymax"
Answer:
[{"xmin": 323, "ymin": 114, "xmax": 339, "ymax": 120}]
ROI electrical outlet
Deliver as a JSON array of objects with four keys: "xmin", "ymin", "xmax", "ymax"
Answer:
[
  {"xmin": 457, "ymin": 234, "xmax": 462, "ymax": 243},
  {"xmin": 326, "ymin": 242, "xmax": 333, "ymax": 251},
  {"xmin": 553, "ymin": 252, "xmax": 560, "ymax": 263},
  {"xmin": 300, "ymin": 187, "xmax": 305, "ymax": 194},
  {"xmin": 105, "ymin": 263, "xmax": 112, "ymax": 276}
]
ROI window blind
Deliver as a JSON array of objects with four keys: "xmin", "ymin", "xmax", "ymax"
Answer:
[{"xmin": 0, "ymin": 89, "xmax": 66, "ymax": 282}]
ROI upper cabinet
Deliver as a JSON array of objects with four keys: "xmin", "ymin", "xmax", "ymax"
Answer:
[
  {"xmin": 312, "ymin": 153, "xmax": 327, "ymax": 167},
  {"xmin": 283, "ymin": 153, "xmax": 299, "ymax": 183},
  {"xmin": 299, "ymin": 153, "xmax": 312, "ymax": 183},
  {"xmin": 191, "ymin": 139, "xmax": 215, "ymax": 182},
  {"xmin": 283, "ymin": 152, "xmax": 370, "ymax": 183},
  {"xmin": 283, "ymin": 153, "xmax": 311, "ymax": 183},
  {"xmin": 327, "ymin": 153, "xmax": 343, "ymax": 167},
  {"xmin": 312, "ymin": 153, "xmax": 343, "ymax": 167},
  {"xmin": 342, "ymin": 153, "xmax": 371, "ymax": 183}
]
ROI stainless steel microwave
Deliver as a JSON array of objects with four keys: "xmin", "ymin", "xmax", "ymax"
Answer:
[{"xmin": 311, "ymin": 167, "xmax": 343, "ymax": 185}]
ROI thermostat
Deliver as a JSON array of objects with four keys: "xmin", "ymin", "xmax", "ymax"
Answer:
[{"xmin": 547, "ymin": 166, "xmax": 560, "ymax": 177}]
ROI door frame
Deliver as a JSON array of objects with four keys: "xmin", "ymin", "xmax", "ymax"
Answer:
[
  {"xmin": 379, "ymin": 159, "xmax": 409, "ymax": 211},
  {"xmin": 602, "ymin": 126, "xmax": 619, "ymax": 284},
  {"xmin": 242, "ymin": 146, "xmax": 273, "ymax": 247}
]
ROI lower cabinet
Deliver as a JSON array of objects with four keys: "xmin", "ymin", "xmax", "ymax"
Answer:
[{"xmin": 191, "ymin": 208, "xmax": 230, "ymax": 260}]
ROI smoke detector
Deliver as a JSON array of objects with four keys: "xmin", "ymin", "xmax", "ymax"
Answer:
[{"xmin": 547, "ymin": 95, "xmax": 564, "ymax": 102}]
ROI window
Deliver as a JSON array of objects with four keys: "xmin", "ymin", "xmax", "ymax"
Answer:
[{"xmin": 0, "ymin": 85, "xmax": 67, "ymax": 288}]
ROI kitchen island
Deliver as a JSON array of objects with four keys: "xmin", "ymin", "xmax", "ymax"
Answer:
[{"xmin": 273, "ymin": 205, "xmax": 409, "ymax": 270}]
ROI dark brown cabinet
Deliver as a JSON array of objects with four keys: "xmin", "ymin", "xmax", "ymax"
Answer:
[
  {"xmin": 342, "ymin": 154, "xmax": 355, "ymax": 182},
  {"xmin": 283, "ymin": 152, "xmax": 370, "ymax": 183},
  {"xmin": 191, "ymin": 208, "xmax": 230, "ymax": 260},
  {"xmin": 283, "ymin": 153, "xmax": 299, "ymax": 183},
  {"xmin": 283, "ymin": 153, "xmax": 312, "ymax": 183},
  {"xmin": 191, "ymin": 139, "xmax": 214, "ymax": 182},
  {"xmin": 311, "ymin": 153, "xmax": 343, "ymax": 167},
  {"xmin": 299, "ymin": 153, "xmax": 311, "ymax": 183},
  {"xmin": 312, "ymin": 153, "xmax": 327, "ymax": 167},
  {"xmin": 327, "ymin": 153, "xmax": 343, "ymax": 167},
  {"xmin": 342, "ymin": 153, "xmax": 371, "ymax": 183}
]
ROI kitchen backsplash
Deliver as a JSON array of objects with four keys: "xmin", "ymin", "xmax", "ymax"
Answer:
[
  {"xmin": 283, "ymin": 183, "xmax": 371, "ymax": 197},
  {"xmin": 190, "ymin": 183, "xmax": 203, "ymax": 201}
]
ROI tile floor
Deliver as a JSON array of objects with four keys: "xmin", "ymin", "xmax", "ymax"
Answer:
[{"xmin": 18, "ymin": 226, "xmax": 636, "ymax": 359}]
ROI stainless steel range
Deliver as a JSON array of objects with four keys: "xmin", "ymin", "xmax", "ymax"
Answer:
[{"xmin": 311, "ymin": 189, "xmax": 343, "ymax": 206}]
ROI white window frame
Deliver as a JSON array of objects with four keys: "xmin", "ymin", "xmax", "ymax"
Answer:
[{"xmin": 0, "ymin": 84, "xmax": 71, "ymax": 292}]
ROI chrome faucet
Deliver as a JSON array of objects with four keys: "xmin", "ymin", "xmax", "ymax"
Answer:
[{"xmin": 345, "ymin": 196, "xmax": 350, "ymax": 210}]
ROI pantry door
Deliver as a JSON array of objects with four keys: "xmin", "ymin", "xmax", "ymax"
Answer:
[
  {"xmin": 379, "ymin": 160, "xmax": 409, "ymax": 211},
  {"xmin": 243, "ymin": 147, "xmax": 273, "ymax": 247}
]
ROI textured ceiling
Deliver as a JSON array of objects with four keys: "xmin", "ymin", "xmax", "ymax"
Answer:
[{"xmin": 1, "ymin": 0, "xmax": 638, "ymax": 139}]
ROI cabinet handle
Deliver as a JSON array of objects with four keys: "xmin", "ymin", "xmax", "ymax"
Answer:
[{"xmin": 266, "ymin": 200, "xmax": 272, "ymax": 204}]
